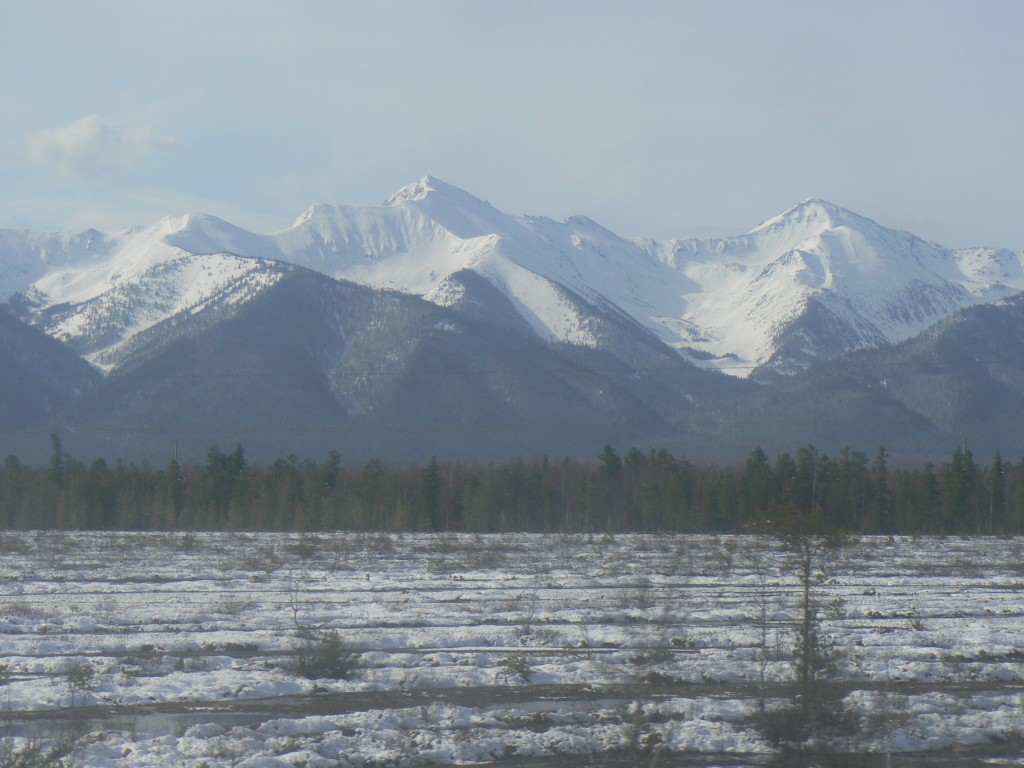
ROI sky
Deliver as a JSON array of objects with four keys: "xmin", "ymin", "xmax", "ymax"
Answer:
[{"xmin": 2, "ymin": 1, "xmax": 1023, "ymax": 249}]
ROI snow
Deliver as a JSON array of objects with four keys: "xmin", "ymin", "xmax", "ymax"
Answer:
[
  {"xmin": 4, "ymin": 179, "xmax": 1024, "ymax": 377},
  {"xmin": 0, "ymin": 532, "xmax": 1022, "ymax": 765}
]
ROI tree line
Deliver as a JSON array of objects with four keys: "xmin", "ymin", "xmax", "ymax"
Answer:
[{"xmin": 0, "ymin": 436, "xmax": 1020, "ymax": 533}]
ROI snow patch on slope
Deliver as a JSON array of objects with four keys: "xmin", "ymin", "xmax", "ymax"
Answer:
[
  {"xmin": 5, "ymin": 181, "xmax": 1024, "ymax": 378},
  {"xmin": 645, "ymin": 200, "xmax": 1024, "ymax": 373},
  {"xmin": 33, "ymin": 251, "xmax": 286, "ymax": 369}
]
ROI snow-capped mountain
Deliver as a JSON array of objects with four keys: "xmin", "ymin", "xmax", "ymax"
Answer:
[
  {"xmin": 4, "ymin": 177, "xmax": 1022, "ymax": 378},
  {"xmin": 4, "ymin": 178, "xmax": 1024, "ymax": 462},
  {"xmin": 60, "ymin": 267, "xmax": 729, "ymax": 465},
  {"xmin": 260, "ymin": 179, "xmax": 1024, "ymax": 374},
  {"xmin": 2, "ymin": 219, "xmax": 291, "ymax": 369},
  {"xmin": 650, "ymin": 199, "xmax": 1024, "ymax": 373}
]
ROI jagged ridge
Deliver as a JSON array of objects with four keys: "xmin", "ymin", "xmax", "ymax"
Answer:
[{"xmin": 2, "ymin": 179, "xmax": 1023, "ymax": 380}]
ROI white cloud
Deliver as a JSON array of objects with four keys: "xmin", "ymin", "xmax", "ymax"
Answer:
[{"xmin": 27, "ymin": 115, "xmax": 177, "ymax": 177}]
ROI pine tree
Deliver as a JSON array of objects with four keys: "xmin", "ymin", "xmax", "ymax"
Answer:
[
  {"xmin": 869, "ymin": 445, "xmax": 889, "ymax": 533},
  {"xmin": 50, "ymin": 433, "xmax": 66, "ymax": 490},
  {"xmin": 418, "ymin": 456, "xmax": 444, "ymax": 530},
  {"xmin": 989, "ymin": 451, "xmax": 1006, "ymax": 534}
]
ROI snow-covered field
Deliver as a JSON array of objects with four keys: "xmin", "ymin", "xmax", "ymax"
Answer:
[{"xmin": 0, "ymin": 532, "xmax": 1022, "ymax": 766}]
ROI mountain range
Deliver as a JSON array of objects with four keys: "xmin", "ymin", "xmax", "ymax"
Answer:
[{"xmin": 2, "ymin": 177, "xmax": 1022, "ymax": 464}]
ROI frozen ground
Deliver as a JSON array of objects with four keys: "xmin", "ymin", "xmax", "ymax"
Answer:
[{"xmin": 0, "ymin": 531, "xmax": 1022, "ymax": 766}]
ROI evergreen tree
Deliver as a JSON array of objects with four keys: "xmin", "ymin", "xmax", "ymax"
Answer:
[
  {"xmin": 989, "ymin": 451, "xmax": 1006, "ymax": 534},
  {"xmin": 50, "ymin": 433, "xmax": 66, "ymax": 490},
  {"xmin": 357, "ymin": 458, "xmax": 388, "ymax": 529},
  {"xmin": 940, "ymin": 445, "xmax": 978, "ymax": 532},
  {"xmin": 595, "ymin": 444, "xmax": 624, "ymax": 530},
  {"xmin": 418, "ymin": 455, "xmax": 444, "ymax": 530},
  {"xmin": 743, "ymin": 446, "xmax": 776, "ymax": 517},
  {"xmin": 869, "ymin": 445, "xmax": 889, "ymax": 533},
  {"xmin": 794, "ymin": 445, "xmax": 821, "ymax": 514},
  {"xmin": 1, "ymin": 439, "xmax": 1023, "ymax": 535}
]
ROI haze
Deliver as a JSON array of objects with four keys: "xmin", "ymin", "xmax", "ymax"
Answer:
[{"xmin": 2, "ymin": 0, "xmax": 1022, "ymax": 249}]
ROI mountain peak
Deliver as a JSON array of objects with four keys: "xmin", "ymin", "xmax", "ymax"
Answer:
[
  {"xmin": 377, "ymin": 176, "xmax": 515, "ymax": 240},
  {"xmin": 291, "ymin": 177, "xmax": 483, "ymax": 226},
  {"xmin": 291, "ymin": 203, "xmax": 338, "ymax": 228},
  {"xmin": 383, "ymin": 175, "xmax": 457, "ymax": 207},
  {"xmin": 751, "ymin": 198, "xmax": 866, "ymax": 235}
]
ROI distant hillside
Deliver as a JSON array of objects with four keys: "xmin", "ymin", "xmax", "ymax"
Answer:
[{"xmin": 2, "ymin": 180, "xmax": 1024, "ymax": 464}]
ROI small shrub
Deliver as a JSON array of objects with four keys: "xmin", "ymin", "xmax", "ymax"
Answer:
[
  {"xmin": 498, "ymin": 654, "xmax": 532, "ymax": 682},
  {"xmin": 214, "ymin": 595, "xmax": 256, "ymax": 616},
  {"xmin": 616, "ymin": 580, "xmax": 655, "ymax": 611},
  {"xmin": 287, "ymin": 536, "xmax": 320, "ymax": 560},
  {"xmin": 757, "ymin": 704, "xmax": 808, "ymax": 749},
  {"xmin": 824, "ymin": 596, "xmax": 846, "ymax": 620},
  {"xmin": 3, "ymin": 601, "xmax": 47, "ymax": 620},
  {"xmin": 221, "ymin": 641, "xmax": 260, "ymax": 654},
  {"xmin": 631, "ymin": 646, "xmax": 673, "ymax": 667},
  {"xmin": 63, "ymin": 662, "xmax": 95, "ymax": 706},
  {"xmin": 241, "ymin": 545, "xmax": 280, "ymax": 574},
  {"xmin": 294, "ymin": 630, "xmax": 358, "ymax": 680},
  {"xmin": 757, "ymin": 694, "xmax": 860, "ymax": 752},
  {"xmin": 116, "ymin": 655, "xmax": 147, "ymax": 678},
  {"xmin": 0, "ymin": 739, "xmax": 69, "ymax": 768}
]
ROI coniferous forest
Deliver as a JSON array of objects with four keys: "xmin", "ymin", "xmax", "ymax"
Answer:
[{"xmin": 1, "ymin": 436, "xmax": 1020, "ymax": 534}]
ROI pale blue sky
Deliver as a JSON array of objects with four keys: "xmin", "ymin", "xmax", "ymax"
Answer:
[{"xmin": 2, "ymin": 1, "xmax": 1022, "ymax": 248}]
